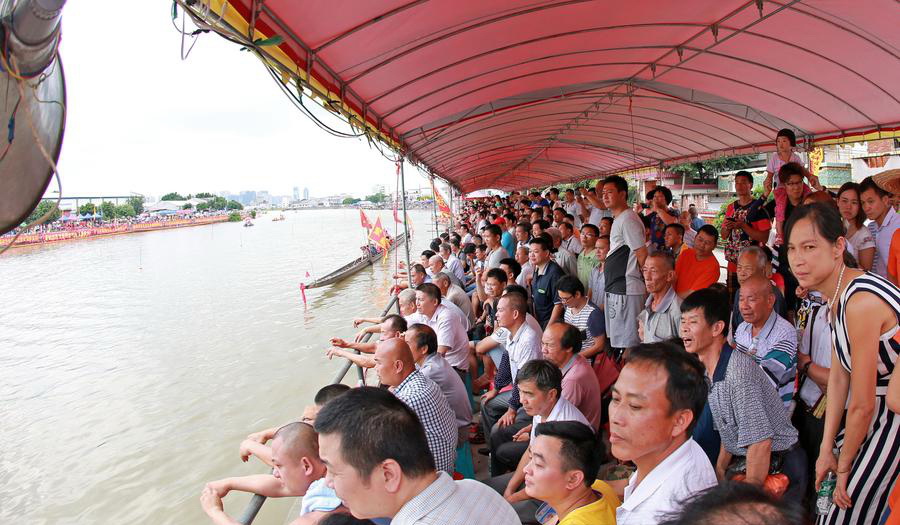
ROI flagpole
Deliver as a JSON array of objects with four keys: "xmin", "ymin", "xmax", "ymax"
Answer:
[
  {"xmin": 399, "ymin": 160, "xmax": 413, "ymax": 281},
  {"xmin": 431, "ymin": 178, "xmax": 438, "ymax": 237},
  {"xmin": 448, "ymin": 186, "xmax": 454, "ymax": 232}
]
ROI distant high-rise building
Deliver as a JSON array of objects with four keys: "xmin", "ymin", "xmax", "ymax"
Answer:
[
  {"xmin": 303, "ymin": 187, "xmax": 310, "ymax": 200},
  {"xmin": 372, "ymin": 184, "xmax": 386, "ymax": 196},
  {"xmin": 239, "ymin": 190, "xmax": 256, "ymax": 205},
  {"xmin": 293, "ymin": 187, "xmax": 300, "ymax": 201}
]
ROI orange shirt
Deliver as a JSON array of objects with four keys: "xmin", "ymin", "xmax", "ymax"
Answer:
[
  {"xmin": 674, "ymin": 248, "xmax": 720, "ymax": 296},
  {"xmin": 887, "ymin": 476, "xmax": 900, "ymax": 525},
  {"xmin": 888, "ymin": 228, "xmax": 900, "ymax": 282}
]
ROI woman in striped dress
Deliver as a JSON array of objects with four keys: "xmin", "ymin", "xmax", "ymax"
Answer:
[{"xmin": 785, "ymin": 202, "xmax": 899, "ymax": 524}]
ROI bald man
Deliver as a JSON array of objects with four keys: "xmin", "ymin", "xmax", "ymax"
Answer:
[
  {"xmin": 730, "ymin": 246, "xmax": 786, "ymax": 336},
  {"xmin": 201, "ymin": 422, "xmax": 344, "ymax": 525},
  {"xmin": 374, "ymin": 338, "xmax": 458, "ymax": 474},
  {"xmin": 734, "ymin": 275, "xmax": 798, "ymax": 412},
  {"xmin": 432, "ymin": 271, "xmax": 475, "ymax": 327}
]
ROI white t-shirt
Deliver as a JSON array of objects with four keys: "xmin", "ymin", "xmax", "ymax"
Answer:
[
  {"xmin": 587, "ymin": 206, "xmax": 612, "ymax": 227},
  {"xmin": 616, "ymin": 439, "xmax": 717, "ymax": 525},
  {"xmin": 531, "ymin": 397, "xmax": 591, "ymax": 441},
  {"xmin": 417, "ymin": 304, "xmax": 470, "ymax": 370},
  {"xmin": 504, "ymin": 320, "xmax": 543, "ymax": 382},
  {"xmin": 485, "ymin": 246, "xmax": 509, "ymax": 270},
  {"xmin": 562, "ymin": 201, "xmax": 584, "ymax": 228},
  {"xmin": 490, "ymin": 313, "xmax": 543, "ymax": 347},
  {"xmin": 446, "ymin": 254, "xmax": 466, "ymax": 283},
  {"xmin": 561, "ymin": 235, "xmax": 583, "ymax": 255},
  {"xmin": 766, "ymin": 152, "xmax": 804, "ymax": 189},
  {"xmin": 606, "ymin": 209, "xmax": 646, "ymax": 296},
  {"xmin": 845, "ymin": 225, "xmax": 875, "ymax": 259}
]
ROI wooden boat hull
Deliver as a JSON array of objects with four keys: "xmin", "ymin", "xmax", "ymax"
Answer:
[{"xmin": 305, "ymin": 232, "xmax": 407, "ymax": 289}]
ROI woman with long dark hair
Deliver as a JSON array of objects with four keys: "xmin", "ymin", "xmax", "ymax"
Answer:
[
  {"xmin": 836, "ymin": 182, "xmax": 875, "ymax": 271},
  {"xmin": 785, "ymin": 203, "xmax": 899, "ymax": 524}
]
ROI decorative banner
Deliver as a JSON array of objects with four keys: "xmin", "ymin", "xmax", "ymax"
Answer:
[
  {"xmin": 359, "ymin": 208, "xmax": 373, "ymax": 230},
  {"xmin": 369, "ymin": 217, "xmax": 391, "ymax": 252},
  {"xmin": 431, "ymin": 180, "xmax": 452, "ymax": 219},
  {"xmin": 808, "ymin": 147, "xmax": 824, "ymax": 178}
]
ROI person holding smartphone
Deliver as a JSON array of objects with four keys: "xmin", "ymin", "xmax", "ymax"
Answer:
[{"xmin": 722, "ymin": 171, "xmax": 772, "ymax": 297}]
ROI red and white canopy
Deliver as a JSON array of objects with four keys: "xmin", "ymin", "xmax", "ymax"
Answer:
[{"xmin": 198, "ymin": 0, "xmax": 900, "ymax": 191}]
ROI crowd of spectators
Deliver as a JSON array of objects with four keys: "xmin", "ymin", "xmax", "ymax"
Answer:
[{"xmin": 200, "ymin": 144, "xmax": 900, "ymax": 524}]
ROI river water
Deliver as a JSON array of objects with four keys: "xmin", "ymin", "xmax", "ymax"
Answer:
[{"xmin": 0, "ymin": 208, "xmax": 436, "ymax": 525}]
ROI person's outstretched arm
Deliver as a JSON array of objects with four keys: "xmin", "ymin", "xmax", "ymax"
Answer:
[
  {"xmin": 239, "ymin": 439, "xmax": 274, "ymax": 466},
  {"xmin": 207, "ymin": 474, "xmax": 300, "ymax": 498}
]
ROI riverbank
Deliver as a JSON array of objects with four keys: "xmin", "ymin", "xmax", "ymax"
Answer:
[{"xmin": 0, "ymin": 215, "xmax": 232, "ymax": 248}]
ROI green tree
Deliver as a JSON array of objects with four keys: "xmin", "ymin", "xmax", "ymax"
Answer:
[
  {"xmin": 194, "ymin": 192, "xmax": 215, "ymax": 199},
  {"xmin": 670, "ymin": 154, "xmax": 757, "ymax": 184},
  {"xmin": 196, "ymin": 202, "xmax": 211, "ymax": 212},
  {"xmin": 161, "ymin": 192, "xmax": 186, "ymax": 201},
  {"xmin": 342, "ymin": 197, "xmax": 361, "ymax": 205},
  {"xmin": 226, "ymin": 200, "xmax": 243, "ymax": 210},
  {"xmin": 25, "ymin": 200, "xmax": 62, "ymax": 224},
  {"xmin": 182, "ymin": 203, "xmax": 193, "ymax": 210},
  {"xmin": 78, "ymin": 203, "xmax": 97, "ymax": 215},
  {"xmin": 365, "ymin": 192, "xmax": 388, "ymax": 203},
  {"xmin": 115, "ymin": 203, "xmax": 136, "ymax": 218},
  {"xmin": 99, "ymin": 201, "xmax": 116, "ymax": 220},
  {"xmin": 227, "ymin": 211, "xmax": 242, "ymax": 222},
  {"xmin": 208, "ymin": 196, "xmax": 229, "ymax": 210},
  {"xmin": 250, "ymin": 210, "xmax": 257, "ymax": 219},
  {"xmin": 127, "ymin": 196, "xmax": 144, "ymax": 215}
]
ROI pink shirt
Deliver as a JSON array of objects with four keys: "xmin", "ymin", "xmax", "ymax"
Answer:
[{"xmin": 561, "ymin": 354, "xmax": 602, "ymax": 430}]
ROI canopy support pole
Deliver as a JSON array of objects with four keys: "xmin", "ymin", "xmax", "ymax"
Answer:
[
  {"xmin": 399, "ymin": 160, "xmax": 413, "ymax": 283},
  {"xmin": 448, "ymin": 186, "xmax": 454, "ymax": 232}
]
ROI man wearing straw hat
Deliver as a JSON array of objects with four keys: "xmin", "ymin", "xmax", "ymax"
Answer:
[{"xmin": 873, "ymin": 169, "xmax": 900, "ymax": 283}]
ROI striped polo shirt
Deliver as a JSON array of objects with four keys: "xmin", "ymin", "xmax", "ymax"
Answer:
[{"xmin": 734, "ymin": 310, "xmax": 798, "ymax": 411}]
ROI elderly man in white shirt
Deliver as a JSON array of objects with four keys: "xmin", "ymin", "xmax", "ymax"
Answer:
[
  {"xmin": 412, "ymin": 283, "xmax": 471, "ymax": 383},
  {"xmin": 559, "ymin": 221, "xmax": 583, "ymax": 255},
  {"xmin": 316, "ymin": 386, "xmax": 520, "ymax": 525},
  {"xmin": 431, "ymin": 272, "xmax": 475, "ymax": 329},
  {"xmin": 439, "ymin": 242, "xmax": 467, "ymax": 284},
  {"xmin": 610, "ymin": 341, "xmax": 717, "ymax": 525}
]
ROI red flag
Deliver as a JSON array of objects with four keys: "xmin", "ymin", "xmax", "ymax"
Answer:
[
  {"xmin": 359, "ymin": 209, "xmax": 372, "ymax": 230},
  {"xmin": 431, "ymin": 180, "xmax": 452, "ymax": 219},
  {"xmin": 305, "ymin": 271, "xmax": 310, "ymax": 278},
  {"xmin": 368, "ymin": 217, "xmax": 390, "ymax": 250},
  {"xmin": 299, "ymin": 283, "xmax": 307, "ymax": 306}
]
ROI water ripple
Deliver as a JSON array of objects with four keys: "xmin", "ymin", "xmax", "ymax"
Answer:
[{"xmin": 0, "ymin": 209, "xmax": 434, "ymax": 524}]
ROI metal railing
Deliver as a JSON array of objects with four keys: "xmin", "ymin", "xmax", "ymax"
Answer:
[{"xmin": 236, "ymin": 293, "xmax": 401, "ymax": 524}]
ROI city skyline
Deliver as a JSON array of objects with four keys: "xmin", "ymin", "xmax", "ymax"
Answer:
[{"xmin": 52, "ymin": 3, "xmax": 440, "ymax": 202}]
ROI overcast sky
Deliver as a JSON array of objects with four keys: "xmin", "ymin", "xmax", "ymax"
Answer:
[{"xmin": 55, "ymin": 2, "xmax": 437, "ymax": 200}]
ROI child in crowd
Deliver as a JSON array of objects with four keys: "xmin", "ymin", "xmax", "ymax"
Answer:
[{"xmin": 763, "ymin": 128, "xmax": 819, "ymax": 246}]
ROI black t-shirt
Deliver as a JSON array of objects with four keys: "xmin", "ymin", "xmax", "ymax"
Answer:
[
  {"xmin": 766, "ymin": 198, "xmax": 800, "ymax": 311},
  {"xmin": 531, "ymin": 260, "xmax": 564, "ymax": 328},
  {"xmin": 764, "ymin": 198, "xmax": 797, "ymax": 224}
]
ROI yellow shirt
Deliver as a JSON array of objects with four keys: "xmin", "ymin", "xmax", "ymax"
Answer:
[{"xmin": 558, "ymin": 480, "xmax": 621, "ymax": 525}]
